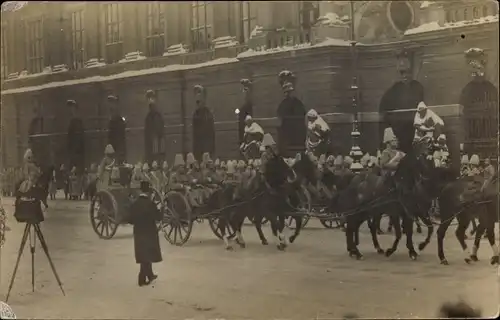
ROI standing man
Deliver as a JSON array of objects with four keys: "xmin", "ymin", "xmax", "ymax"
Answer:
[
  {"xmin": 192, "ymin": 85, "xmax": 215, "ymax": 162},
  {"xmin": 107, "ymin": 95, "xmax": 127, "ymax": 164},
  {"xmin": 276, "ymin": 70, "xmax": 307, "ymax": 158},
  {"xmin": 67, "ymin": 99, "xmax": 85, "ymax": 173},
  {"xmin": 144, "ymin": 90, "xmax": 165, "ymax": 166},
  {"xmin": 238, "ymin": 78, "xmax": 253, "ymax": 145}
]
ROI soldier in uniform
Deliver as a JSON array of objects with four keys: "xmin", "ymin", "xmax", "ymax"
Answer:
[
  {"xmin": 306, "ymin": 109, "xmax": 331, "ymax": 157},
  {"xmin": 97, "ymin": 144, "xmax": 116, "ymax": 191},
  {"xmin": 460, "ymin": 154, "xmax": 470, "ymax": 177},
  {"xmin": 192, "ymin": 85, "xmax": 215, "ymax": 162},
  {"xmin": 277, "ymin": 71, "xmax": 307, "ymax": 158},
  {"xmin": 238, "ymin": 79, "xmax": 254, "ymax": 145},
  {"xmin": 144, "ymin": 90, "xmax": 165, "ymax": 166},
  {"xmin": 19, "ymin": 148, "xmax": 41, "ymax": 194},
  {"xmin": 169, "ymin": 154, "xmax": 189, "ymax": 190},
  {"xmin": 413, "ymin": 101, "xmax": 444, "ymax": 141},
  {"xmin": 379, "ymin": 127, "xmax": 405, "ymax": 177},
  {"xmin": 468, "ymin": 154, "xmax": 481, "ymax": 176},
  {"xmin": 240, "ymin": 115, "xmax": 264, "ymax": 160},
  {"xmin": 67, "ymin": 99, "xmax": 85, "ymax": 173},
  {"xmin": 107, "ymin": 95, "xmax": 127, "ymax": 164}
]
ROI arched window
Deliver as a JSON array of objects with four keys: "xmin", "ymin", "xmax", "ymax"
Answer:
[
  {"xmin": 445, "ymin": 10, "xmax": 451, "ymax": 22},
  {"xmin": 463, "ymin": 8, "xmax": 468, "ymax": 20},
  {"xmin": 473, "ymin": 7, "xmax": 479, "ymax": 19},
  {"xmin": 454, "ymin": 10, "xmax": 460, "ymax": 21},
  {"xmin": 482, "ymin": 5, "xmax": 488, "ymax": 17}
]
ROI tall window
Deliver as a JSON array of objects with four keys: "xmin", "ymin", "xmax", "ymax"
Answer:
[
  {"xmin": 26, "ymin": 19, "xmax": 44, "ymax": 74},
  {"xmin": 1, "ymin": 24, "xmax": 8, "ymax": 79},
  {"xmin": 463, "ymin": 8, "xmax": 468, "ymax": 20},
  {"xmin": 191, "ymin": 1, "xmax": 213, "ymax": 51},
  {"xmin": 104, "ymin": 3, "xmax": 123, "ymax": 63},
  {"xmin": 473, "ymin": 7, "xmax": 479, "ymax": 19},
  {"xmin": 71, "ymin": 10, "xmax": 85, "ymax": 70},
  {"xmin": 146, "ymin": 2, "xmax": 165, "ymax": 57},
  {"xmin": 299, "ymin": 1, "xmax": 320, "ymax": 30},
  {"xmin": 241, "ymin": 1, "xmax": 257, "ymax": 43},
  {"xmin": 482, "ymin": 6, "xmax": 488, "ymax": 17}
]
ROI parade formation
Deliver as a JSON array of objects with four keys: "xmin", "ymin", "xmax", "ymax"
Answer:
[{"xmin": 2, "ymin": 69, "xmax": 497, "ymax": 269}]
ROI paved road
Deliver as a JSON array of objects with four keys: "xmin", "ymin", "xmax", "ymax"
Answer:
[{"xmin": 0, "ymin": 197, "xmax": 498, "ymax": 319}]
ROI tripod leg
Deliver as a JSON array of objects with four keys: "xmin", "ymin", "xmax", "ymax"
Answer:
[
  {"xmin": 5, "ymin": 224, "xmax": 31, "ymax": 302},
  {"xmin": 34, "ymin": 224, "xmax": 66, "ymax": 296},
  {"xmin": 30, "ymin": 226, "xmax": 36, "ymax": 292}
]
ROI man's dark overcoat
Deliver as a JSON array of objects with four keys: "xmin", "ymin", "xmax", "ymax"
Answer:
[
  {"xmin": 68, "ymin": 117, "xmax": 85, "ymax": 171},
  {"xmin": 128, "ymin": 194, "xmax": 163, "ymax": 264}
]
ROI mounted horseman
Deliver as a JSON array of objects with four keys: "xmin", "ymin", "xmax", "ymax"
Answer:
[
  {"xmin": 237, "ymin": 78, "xmax": 254, "ymax": 147},
  {"xmin": 107, "ymin": 95, "xmax": 127, "ymax": 165},
  {"xmin": 260, "ymin": 133, "xmax": 301, "ymax": 250},
  {"xmin": 192, "ymin": 85, "xmax": 215, "ymax": 162},
  {"xmin": 240, "ymin": 115, "xmax": 264, "ymax": 160},
  {"xmin": 67, "ymin": 99, "xmax": 85, "ymax": 174},
  {"xmin": 144, "ymin": 90, "xmax": 165, "ymax": 166},
  {"xmin": 413, "ymin": 101, "xmax": 444, "ymax": 142},
  {"xmin": 277, "ymin": 70, "xmax": 307, "ymax": 158},
  {"xmin": 306, "ymin": 109, "xmax": 331, "ymax": 157}
]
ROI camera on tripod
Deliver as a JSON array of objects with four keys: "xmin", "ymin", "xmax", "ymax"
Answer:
[{"xmin": 13, "ymin": 191, "xmax": 45, "ymax": 224}]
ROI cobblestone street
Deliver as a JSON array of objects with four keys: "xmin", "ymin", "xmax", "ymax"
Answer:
[{"xmin": 0, "ymin": 198, "xmax": 498, "ymax": 319}]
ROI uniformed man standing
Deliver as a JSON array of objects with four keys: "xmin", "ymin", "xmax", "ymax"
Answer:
[
  {"xmin": 107, "ymin": 95, "xmax": 127, "ymax": 164},
  {"xmin": 67, "ymin": 99, "xmax": 85, "ymax": 173},
  {"xmin": 144, "ymin": 90, "xmax": 165, "ymax": 166},
  {"xmin": 277, "ymin": 71, "xmax": 307, "ymax": 158}
]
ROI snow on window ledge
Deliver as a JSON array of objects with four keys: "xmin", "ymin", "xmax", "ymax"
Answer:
[
  {"xmin": 85, "ymin": 58, "xmax": 107, "ymax": 69},
  {"xmin": 250, "ymin": 25, "xmax": 264, "ymax": 39},
  {"xmin": 316, "ymin": 12, "xmax": 349, "ymax": 26},
  {"xmin": 163, "ymin": 44, "xmax": 189, "ymax": 57},
  {"xmin": 119, "ymin": 52, "xmax": 147, "ymax": 64},
  {"xmin": 405, "ymin": 14, "xmax": 499, "ymax": 35},
  {"xmin": 212, "ymin": 36, "xmax": 239, "ymax": 49}
]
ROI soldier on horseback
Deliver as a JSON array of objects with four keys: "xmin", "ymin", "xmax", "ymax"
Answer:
[
  {"xmin": 380, "ymin": 127, "xmax": 405, "ymax": 178},
  {"xmin": 97, "ymin": 144, "xmax": 116, "ymax": 191},
  {"xmin": 306, "ymin": 109, "xmax": 331, "ymax": 157},
  {"xmin": 240, "ymin": 115, "xmax": 264, "ymax": 160},
  {"xmin": 19, "ymin": 148, "xmax": 41, "ymax": 194},
  {"xmin": 413, "ymin": 101, "xmax": 444, "ymax": 141}
]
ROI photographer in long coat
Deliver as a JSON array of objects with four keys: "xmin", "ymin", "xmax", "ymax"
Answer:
[{"xmin": 128, "ymin": 180, "xmax": 163, "ymax": 286}]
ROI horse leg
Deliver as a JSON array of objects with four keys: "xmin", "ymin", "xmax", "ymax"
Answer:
[
  {"xmin": 437, "ymin": 208, "xmax": 453, "ymax": 265},
  {"xmin": 417, "ymin": 215, "xmax": 435, "ymax": 252},
  {"xmin": 415, "ymin": 219, "xmax": 422, "ymax": 234},
  {"xmin": 455, "ymin": 214, "xmax": 473, "ymax": 263},
  {"xmin": 254, "ymin": 215, "xmax": 269, "ymax": 245},
  {"xmin": 403, "ymin": 215, "xmax": 418, "ymax": 260},
  {"xmin": 232, "ymin": 208, "xmax": 247, "ymax": 249},
  {"xmin": 375, "ymin": 214, "xmax": 384, "ymax": 235},
  {"xmin": 471, "ymin": 221, "xmax": 485, "ymax": 261},
  {"xmin": 219, "ymin": 213, "xmax": 233, "ymax": 251},
  {"xmin": 277, "ymin": 213, "xmax": 287, "ymax": 249},
  {"xmin": 368, "ymin": 214, "xmax": 385, "ymax": 254},
  {"xmin": 469, "ymin": 218, "xmax": 478, "ymax": 236},
  {"xmin": 345, "ymin": 218, "xmax": 361, "ymax": 259},
  {"xmin": 289, "ymin": 216, "xmax": 303, "ymax": 244},
  {"xmin": 485, "ymin": 220, "xmax": 499, "ymax": 265},
  {"xmin": 385, "ymin": 213, "xmax": 402, "ymax": 257}
]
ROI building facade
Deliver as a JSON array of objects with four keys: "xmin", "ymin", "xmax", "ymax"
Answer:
[{"xmin": 0, "ymin": 0, "xmax": 498, "ymax": 169}]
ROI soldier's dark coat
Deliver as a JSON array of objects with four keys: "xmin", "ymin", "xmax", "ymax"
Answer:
[
  {"xmin": 67, "ymin": 117, "xmax": 85, "ymax": 171},
  {"xmin": 144, "ymin": 108, "xmax": 165, "ymax": 164},
  {"xmin": 277, "ymin": 97, "xmax": 307, "ymax": 157},
  {"xmin": 108, "ymin": 115, "xmax": 127, "ymax": 163},
  {"xmin": 238, "ymin": 101, "xmax": 253, "ymax": 144},
  {"xmin": 128, "ymin": 195, "xmax": 163, "ymax": 264},
  {"xmin": 192, "ymin": 107, "xmax": 215, "ymax": 161}
]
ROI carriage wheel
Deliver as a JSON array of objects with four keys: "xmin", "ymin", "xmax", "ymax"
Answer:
[
  {"xmin": 161, "ymin": 191, "xmax": 192, "ymax": 246},
  {"xmin": 90, "ymin": 190, "xmax": 119, "ymax": 239},
  {"xmin": 286, "ymin": 186, "xmax": 311, "ymax": 229},
  {"xmin": 209, "ymin": 216, "xmax": 236, "ymax": 240}
]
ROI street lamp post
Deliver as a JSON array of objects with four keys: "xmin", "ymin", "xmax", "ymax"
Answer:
[{"xmin": 349, "ymin": 1, "xmax": 363, "ymax": 172}]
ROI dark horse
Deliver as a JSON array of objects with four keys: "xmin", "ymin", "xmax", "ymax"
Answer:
[{"xmin": 331, "ymin": 146, "xmax": 433, "ymax": 260}]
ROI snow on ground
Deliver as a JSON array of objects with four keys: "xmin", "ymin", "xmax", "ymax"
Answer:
[
  {"xmin": 405, "ymin": 14, "xmax": 499, "ymax": 35},
  {"xmin": 0, "ymin": 198, "xmax": 498, "ymax": 319}
]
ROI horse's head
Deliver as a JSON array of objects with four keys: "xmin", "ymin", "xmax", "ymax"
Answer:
[{"xmin": 292, "ymin": 152, "xmax": 318, "ymax": 185}]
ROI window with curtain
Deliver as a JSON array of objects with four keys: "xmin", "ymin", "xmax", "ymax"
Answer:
[
  {"xmin": 241, "ymin": 1, "xmax": 257, "ymax": 43},
  {"xmin": 191, "ymin": 1, "xmax": 213, "ymax": 51},
  {"xmin": 146, "ymin": 2, "xmax": 165, "ymax": 57},
  {"xmin": 71, "ymin": 10, "xmax": 86, "ymax": 70},
  {"xmin": 104, "ymin": 3, "xmax": 123, "ymax": 63},
  {"xmin": 1, "ymin": 24, "xmax": 8, "ymax": 79},
  {"xmin": 26, "ymin": 18, "xmax": 44, "ymax": 74}
]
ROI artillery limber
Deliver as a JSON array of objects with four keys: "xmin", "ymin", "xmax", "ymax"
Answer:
[{"xmin": 90, "ymin": 165, "xmax": 163, "ymax": 239}]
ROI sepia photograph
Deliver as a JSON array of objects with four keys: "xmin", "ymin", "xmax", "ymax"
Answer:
[{"xmin": 0, "ymin": 1, "xmax": 498, "ymax": 319}]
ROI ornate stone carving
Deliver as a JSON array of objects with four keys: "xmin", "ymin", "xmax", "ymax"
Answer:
[{"xmin": 464, "ymin": 47, "xmax": 487, "ymax": 77}]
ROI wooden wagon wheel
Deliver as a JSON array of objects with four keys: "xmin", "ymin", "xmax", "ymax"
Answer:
[
  {"xmin": 286, "ymin": 185, "xmax": 311, "ymax": 229},
  {"xmin": 161, "ymin": 191, "xmax": 192, "ymax": 246},
  {"xmin": 208, "ymin": 216, "xmax": 236, "ymax": 240},
  {"xmin": 90, "ymin": 190, "xmax": 119, "ymax": 239},
  {"xmin": 151, "ymin": 188, "xmax": 165, "ymax": 231}
]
